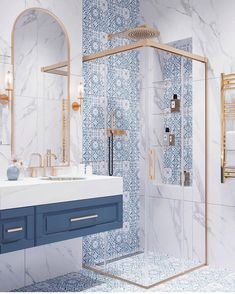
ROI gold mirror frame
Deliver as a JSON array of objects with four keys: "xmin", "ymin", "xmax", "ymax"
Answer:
[{"xmin": 11, "ymin": 7, "xmax": 71, "ymax": 166}]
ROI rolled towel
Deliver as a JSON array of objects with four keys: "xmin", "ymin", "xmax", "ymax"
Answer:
[
  {"xmin": 226, "ymin": 151, "xmax": 235, "ymax": 168},
  {"xmin": 226, "ymin": 131, "xmax": 235, "ymax": 151}
]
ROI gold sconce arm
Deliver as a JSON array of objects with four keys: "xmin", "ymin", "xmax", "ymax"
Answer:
[
  {"xmin": 72, "ymin": 79, "xmax": 84, "ymax": 113},
  {"xmin": 0, "ymin": 94, "xmax": 10, "ymax": 105},
  {"xmin": 72, "ymin": 97, "xmax": 84, "ymax": 113},
  {"xmin": 0, "ymin": 71, "xmax": 13, "ymax": 105}
]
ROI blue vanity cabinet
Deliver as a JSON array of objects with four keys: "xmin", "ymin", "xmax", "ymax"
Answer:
[
  {"xmin": 0, "ymin": 195, "xmax": 123, "ymax": 254},
  {"xmin": 36, "ymin": 195, "xmax": 123, "ymax": 246},
  {"xmin": 0, "ymin": 207, "xmax": 34, "ymax": 254}
]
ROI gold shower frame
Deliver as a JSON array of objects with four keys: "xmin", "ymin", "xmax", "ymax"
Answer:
[
  {"xmin": 11, "ymin": 8, "xmax": 71, "ymax": 166},
  {"xmin": 82, "ymin": 39, "xmax": 208, "ymax": 289}
]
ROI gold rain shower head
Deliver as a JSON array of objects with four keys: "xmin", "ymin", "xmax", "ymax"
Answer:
[{"xmin": 108, "ymin": 24, "xmax": 160, "ymax": 41}]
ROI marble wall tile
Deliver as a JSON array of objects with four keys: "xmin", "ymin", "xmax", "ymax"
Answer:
[
  {"xmin": 146, "ymin": 197, "xmax": 183, "ymax": 258},
  {"xmin": 0, "ymin": 250, "xmax": 25, "ymax": 291},
  {"xmin": 208, "ymin": 203, "xmax": 235, "ymax": 270},
  {"xmin": 0, "ymin": 145, "xmax": 11, "ymax": 178},
  {"xmin": 0, "ymin": 59, "xmax": 11, "ymax": 145},
  {"xmin": 191, "ymin": 0, "xmax": 235, "ymax": 79},
  {"xmin": 25, "ymin": 239, "xmax": 82, "ymax": 286},
  {"xmin": 14, "ymin": 12, "xmax": 38, "ymax": 98},
  {"xmin": 0, "ymin": 1, "xmax": 25, "ymax": 57},
  {"xmin": 140, "ymin": 0, "xmax": 207, "ymax": 269},
  {"xmin": 13, "ymin": 96, "xmax": 39, "ymax": 163},
  {"xmin": 146, "ymin": 197, "xmax": 205, "ymax": 264},
  {"xmin": 139, "ymin": 0, "xmax": 235, "ymax": 271},
  {"xmin": 140, "ymin": 0, "xmax": 192, "ymax": 44}
]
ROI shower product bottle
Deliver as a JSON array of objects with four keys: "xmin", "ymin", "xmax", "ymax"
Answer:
[
  {"xmin": 184, "ymin": 171, "xmax": 191, "ymax": 186},
  {"xmin": 163, "ymin": 127, "xmax": 170, "ymax": 146},
  {"xmin": 164, "ymin": 128, "xmax": 175, "ymax": 146},
  {"xmin": 169, "ymin": 133, "xmax": 175, "ymax": 146},
  {"xmin": 171, "ymin": 94, "xmax": 180, "ymax": 113}
]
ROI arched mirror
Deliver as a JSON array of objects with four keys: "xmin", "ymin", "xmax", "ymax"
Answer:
[{"xmin": 12, "ymin": 8, "xmax": 70, "ymax": 168}]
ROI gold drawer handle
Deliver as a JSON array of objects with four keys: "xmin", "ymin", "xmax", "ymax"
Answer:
[
  {"xmin": 70, "ymin": 214, "xmax": 98, "ymax": 222},
  {"xmin": 7, "ymin": 227, "xmax": 23, "ymax": 233}
]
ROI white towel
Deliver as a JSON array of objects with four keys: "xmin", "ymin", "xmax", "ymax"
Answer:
[
  {"xmin": 226, "ymin": 151, "xmax": 235, "ymax": 168},
  {"xmin": 226, "ymin": 131, "xmax": 235, "ymax": 150}
]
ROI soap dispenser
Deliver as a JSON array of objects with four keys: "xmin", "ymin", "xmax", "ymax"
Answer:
[{"xmin": 171, "ymin": 94, "xmax": 180, "ymax": 113}]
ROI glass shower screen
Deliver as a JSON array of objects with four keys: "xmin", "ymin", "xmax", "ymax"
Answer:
[{"xmin": 83, "ymin": 43, "xmax": 207, "ymax": 289}]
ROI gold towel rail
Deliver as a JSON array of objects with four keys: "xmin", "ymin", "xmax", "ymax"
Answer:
[
  {"xmin": 148, "ymin": 149, "xmax": 156, "ymax": 181},
  {"xmin": 220, "ymin": 72, "xmax": 235, "ymax": 182}
]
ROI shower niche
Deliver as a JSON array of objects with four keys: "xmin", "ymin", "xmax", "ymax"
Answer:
[
  {"xmin": 82, "ymin": 37, "xmax": 207, "ymax": 288},
  {"xmin": 147, "ymin": 46, "xmax": 194, "ymax": 187}
]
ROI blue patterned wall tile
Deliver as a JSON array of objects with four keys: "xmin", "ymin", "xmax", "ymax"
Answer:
[
  {"xmin": 92, "ymin": 161, "xmax": 107, "ymax": 175},
  {"xmin": 83, "ymin": 129, "xmax": 106, "ymax": 162},
  {"xmin": 83, "ymin": 63, "xmax": 108, "ymax": 96},
  {"xmin": 83, "ymin": 0, "xmax": 141, "ymax": 263},
  {"xmin": 83, "ymin": 0, "xmax": 109, "ymax": 33},
  {"xmin": 83, "ymin": 96, "xmax": 106, "ymax": 129}
]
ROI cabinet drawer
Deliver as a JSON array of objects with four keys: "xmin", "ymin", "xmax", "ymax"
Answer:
[
  {"xmin": 0, "ymin": 207, "xmax": 34, "ymax": 254},
  {"xmin": 36, "ymin": 195, "xmax": 123, "ymax": 246}
]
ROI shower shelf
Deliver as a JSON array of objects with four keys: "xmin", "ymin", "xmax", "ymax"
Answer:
[{"xmin": 221, "ymin": 73, "xmax": 235, "ymax": 182}]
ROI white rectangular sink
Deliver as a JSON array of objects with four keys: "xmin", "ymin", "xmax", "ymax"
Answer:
[
  {"xmin": 40, "ymin": 176, "xmax": 86, "ymax": 181},
  {"xmin": 0, "ymin": 175, "xmax": 123, "ymax": 210}
]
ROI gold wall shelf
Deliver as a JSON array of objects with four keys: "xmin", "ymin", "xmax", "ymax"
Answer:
[{"xmin": 41, "ymin": 61, "xmax": 68, "ymax": 76}]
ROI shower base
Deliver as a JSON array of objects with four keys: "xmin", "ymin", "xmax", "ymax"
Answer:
[{"xmin": 84, "ymin": 251, "xmax": 205, "ymax": 289}]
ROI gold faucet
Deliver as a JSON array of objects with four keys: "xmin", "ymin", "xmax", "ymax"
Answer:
[
  {"xmin": 28, "ymin": 150, "xmax": 58, "ymax": 177},
  {"xmin": 44, "ymin": 149, "xmax": 57, "ymax": 167},
  {"xmin": 45, "ymin": 149, "xmax": 58, "ymax": 167},
  {"xmin": 43, "ymin": 150, "xmax": 58, "ymax": 177},
  {"xmin": 29, "ymin": 153, "xmax": 43, "ymax": 167},
  {"xmin": 28, "ymin": 153, "xmax": 43, "ymax": 177}
]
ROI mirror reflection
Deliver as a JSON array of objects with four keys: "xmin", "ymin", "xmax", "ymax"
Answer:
[
  {"xmin": 0, "ymin": 56, "xmax": 12, "ymax": 145},
  {"xmin": 12, "ymin": 9, "xmax": 70, "ymax": 167}
]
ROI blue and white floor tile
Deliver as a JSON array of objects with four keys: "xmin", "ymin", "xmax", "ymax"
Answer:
[
  {"xmin": 91, "ymin": 252, "xmax": 199, "ymax": 287},
  {"xmin": 15, "ymin": 254, "xmax": 235, "ymax": 292}
]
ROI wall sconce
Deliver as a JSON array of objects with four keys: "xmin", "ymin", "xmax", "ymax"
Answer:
[
  {"xmin": 0, "ymin": 71, "xmax": 13, "ymax": 106},
  {"xmin": 72, "ymin": 79, "xmax": 84, "ymax": 113}
]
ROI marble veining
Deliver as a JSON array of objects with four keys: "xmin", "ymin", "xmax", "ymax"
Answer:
[{"xmin": 139, "ymin": 0, "xmax": 235, "ymax": 271}]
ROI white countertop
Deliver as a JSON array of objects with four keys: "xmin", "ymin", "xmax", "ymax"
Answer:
[{"xmin": 0, "ymin": 175, "xmax": 123, "ymax": 210}]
